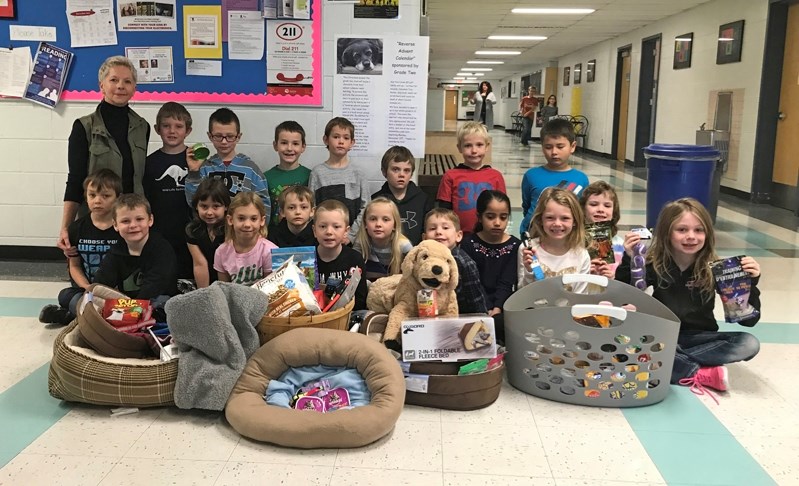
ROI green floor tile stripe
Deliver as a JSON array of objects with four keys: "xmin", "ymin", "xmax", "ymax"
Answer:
[
  {"xmin": 0, "ymin": 363, "xmax": 72, "ymax": 468},
  {"xmin": 623, "ymin": 387, "xmax": 776, "ymax": 485},
  {"xmin": 733, "ymin": 322, "xmax": 799, "ymax": 345},
  {"xmin": 0, "ymin": 297, "xmax": 56, "ymax": 318}
]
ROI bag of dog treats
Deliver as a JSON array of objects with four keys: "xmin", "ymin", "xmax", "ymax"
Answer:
[
  {"xmin": 252, "ymin": 257, "xmax": 322, "ymax": 318},
  {"xmin": 585, "ymin": 221, "xmax": 615, "ymax": 264},
  {"xmin": 711, "ymin": 256, "xmax": 759, "ymax": 323}
]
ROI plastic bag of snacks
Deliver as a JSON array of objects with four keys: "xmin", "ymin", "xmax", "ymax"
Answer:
[
  {"xmin": 102, "ymin": 298, "xmax": 155, "ymax": 332},
  {"xmin": 711, "ymin": 256, "xmax": 759, "ymax": 323},
  {"xmin": 252, "ymin": 257, "xmax": 322, "ymax": 318}
]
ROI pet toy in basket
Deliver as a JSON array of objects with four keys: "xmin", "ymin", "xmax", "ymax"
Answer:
[{"xmin": 504, "ymin": 274, "xmax": 679, "ymax": 407}]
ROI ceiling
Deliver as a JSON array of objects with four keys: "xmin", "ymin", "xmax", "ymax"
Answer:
[{"xmin": 426, "ymin": 0, "xmax": 713, "ymax": 84}]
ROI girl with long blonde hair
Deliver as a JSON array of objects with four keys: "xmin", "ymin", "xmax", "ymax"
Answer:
[{"xmin": 353, "ymin": 197, "xmax": 412, "ymax": 281}]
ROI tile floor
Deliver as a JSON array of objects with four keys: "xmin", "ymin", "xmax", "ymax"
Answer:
[{"xmin": 0, "ymin": 126, "xmax": 797, "ymax": 486}]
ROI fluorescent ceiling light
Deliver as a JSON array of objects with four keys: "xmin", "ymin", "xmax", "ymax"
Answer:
[
  {"xmin": 475, "ymin": 50, "xmax": 521, "ymax": 55},
  {"xmin": 512, "ymin": 8, "xmax": 595, "ymax": 14},
  {"xmin": 453, "ymin": 76, "xmax": 465, "ymax": 79},
  {"xmin": 488, "ymin": 35, "xmax": 547, "ymax": 41},
  {"xmin": 467, "ymin": 68, "xmax": 493, "ymax": 71},
  {"xmin": 472, "ymin": 73, "xmax": 484, "ymax": 76},
  {"xmin": 457, "ymin": 72, "xmax": 473, "ymax": 76},
  {"xmin": 466, "ymin": 77, "xmax": 478, "ymax": 80},
  {"xmin": 467, "ymin": 60, "xmax": 504, "ymax": 64}
]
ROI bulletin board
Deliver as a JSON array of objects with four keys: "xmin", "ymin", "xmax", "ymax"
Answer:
[{"xmin": 0, "ymin": 0, "xmax": 323, "ymax": 105}]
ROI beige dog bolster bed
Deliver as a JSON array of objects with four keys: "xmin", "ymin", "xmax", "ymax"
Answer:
[
  {"xmin": 49, "ymin": 321, "xmax": 177, "ymax": 407},
  {"xmin": 226, "ymin": 327, "xmax": 405, "ymax": 449}
]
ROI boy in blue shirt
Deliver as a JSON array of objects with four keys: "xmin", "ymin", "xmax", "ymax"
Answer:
[
  {"xmin": 519, "ymin": 118, "xmax": 589, "ymax": 236},
  {"xmin": 184, "ymin": 108, "xmax": 272, "ymax": 224}
]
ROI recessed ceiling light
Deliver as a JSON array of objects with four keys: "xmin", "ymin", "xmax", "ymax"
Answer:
[
  {"xmin": 457, "ymin": 72, "xmax": 473, "ymax": 76},
  {"xmin": 467, "ymin": 60, "xmax": 504, "ymax": 64},
  {"xmin": 488, "ymin": 35, "xmax": 547, "ymax": 41},
  {"xmin": 475, "ymin": 50, "xmax": 521, "ymax": 55},
  {"xmin": 453, "ymin": 76, "xmax": 465, "ymax": 80},
  {"xmin": 472, "ymin": 73, "xmax": 485, "ymax": 76},
  {"xmin": 466, "ymin": 77, "xmax": 478, "ymax": 80},
  {"xmin": 512, "ymin": 8, "xmax": 595, "ymax": 14},
  {"xmin": 467, "ymin": 68, "xmax": 493, "ymax": 71}
]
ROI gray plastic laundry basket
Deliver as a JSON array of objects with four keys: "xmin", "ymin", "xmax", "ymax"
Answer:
[{"xmin": 504, "ymin": 275, "xmax": 679, "ymax": 407}]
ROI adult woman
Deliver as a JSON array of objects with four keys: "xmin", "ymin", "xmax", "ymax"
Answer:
[
  {"xmin": 540, "ymin": 95, "xmax": 558, "ymax": 124},
  {"xmin": 472, "ymin": 81, "xmax": 497, "ymax": 129},
  {"xmin": 57, "ymin": 56, "xmax": 150, "ymax": 252}
]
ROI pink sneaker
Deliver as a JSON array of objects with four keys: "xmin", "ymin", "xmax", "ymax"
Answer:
[{"xmin": 678, "ymin": 366, "xmax": 728, "ymax": 404}]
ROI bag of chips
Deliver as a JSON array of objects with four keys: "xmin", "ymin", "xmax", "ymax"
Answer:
[
  {"xmin": 711, "ymin": 256, "xmax": 759, "ymax": 323},
  {"xmin": 252, "ymin": 257, "xmax": 322, "ymax": 318}
]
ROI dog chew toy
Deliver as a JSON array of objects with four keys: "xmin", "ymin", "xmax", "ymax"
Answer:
[{"xmin": 631, "ymin": 242, "xmax": 647, "ymax": 290}]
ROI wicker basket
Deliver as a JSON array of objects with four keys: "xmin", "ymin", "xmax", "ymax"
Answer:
[{"xmin": 256, "ymin": 299, "xmax": 355, "ymax": 345}]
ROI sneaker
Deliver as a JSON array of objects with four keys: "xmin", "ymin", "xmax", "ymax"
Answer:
[
  {"xmin": 695, "ymin": 365, "xmax": 729, "ymax": 391},
  {"xmin": 38, "ymin": 304, "xmax": 73, "ymax": 325}
]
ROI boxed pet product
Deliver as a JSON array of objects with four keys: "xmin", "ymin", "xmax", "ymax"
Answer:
[
  {"xmin": 400, "ymin": 359, "xmax": 504, "ymax": 411},
  {"xmin": 504, "ymin": 274, "xmax": 679, "ymax": 408},
  {"xmin": 400, "ymin": 316, "xmax": 497, "ymax": 363}
]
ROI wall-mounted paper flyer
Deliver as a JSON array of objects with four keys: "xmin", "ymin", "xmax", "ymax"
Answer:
[
  {"xmin": 0, "ymin": 47, "xmax": 32, "ymax": 98},
  {"xmin": 118, "ymin": 0, "xmax": 177, "ymax": 31},
  {"xmin": 125, "ymin": 46, "xmax": 175, "ymax": 83},
  {"xmin": 24, "ymin": 43, "xmax": 74, "ymax": 108},
  {"xmin": 266, "ymin": 19, "xmax": 314, "ymax": 96},
  {"xmin": 183, "ymin": 5, "xmax": 223, "ymax": 59},
  {"xmin": 66, "ymin": 0, "xmax": 118, "ymax": 47}
]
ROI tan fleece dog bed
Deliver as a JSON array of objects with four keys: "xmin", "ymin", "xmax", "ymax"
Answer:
[
  {"xmin": 226, "ymin": 328, "xmax": 405, "ymax": 449},
  {"xmin": 49, "ymin": 321, "xmax": 177, "ymax": 407}
]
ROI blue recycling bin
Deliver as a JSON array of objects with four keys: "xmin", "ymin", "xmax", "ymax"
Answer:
[{"xmin": 644, "ymin": 144, "xmax": 720, "ymax": 229}]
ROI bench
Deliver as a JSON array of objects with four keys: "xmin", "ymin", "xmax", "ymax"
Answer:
[{"xmin": 418, "ymin": 154, "xmax": 458, "ymax": 200}]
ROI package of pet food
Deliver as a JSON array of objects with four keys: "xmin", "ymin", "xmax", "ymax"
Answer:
[
  {"xmin": 711, "ymin": 256, "xmax": 759, "ymax": 323},
  {"xmin": 320, "ymin": 387, "xmax": 351, "ymax": 412},
  {"xmin": 417, "ymin": 289, "xmax": 438, "ymax": 317},
  {"xmin": 252, "ymin": 257, "xmax": 322, "ymax": 318},
  {"xmin": 295, "ymin": 396, "xmax": 325, "ymax": 412},
  {"xmin": 102, "ymin": 298, "xmax": 155, "ymax": 332},
  {"xmin": 271, "ymin": 246, "xmax": 317, "ymax": 290},
  {"xmin": 585, "ymin": 221, "xmax": 615, "ymax": 264}
]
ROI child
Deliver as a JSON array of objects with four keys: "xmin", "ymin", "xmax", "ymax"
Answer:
[
  {"xmin": 184, "ymin": 107, "xmax": 271, "ymax": 224},
  {"xmin": 267, "ymin": 185, "xmax": 316, "ymax": 247},
  {"xmin": 353, "ymin": 197, "xmax": 413, "ymax": 281},
  {"xmin": 144, "ymin": 101, "xmax": 194, "ymax": 279},
  {"xmin": 580, "ymin": 181, "xmax": 624, "ymax": 279},
  {"xmin": 519, "ymin": 85, "xmax": 539, "ymax": 147},
  {"xmin": 265, "ymin": 121, "xmax": 311, "ymax": 234},
  {"xmin": 214, "ymin": 192, "xmax": 277, "ymax": 285},
  {"xmin": 616, "ymin": 198, "xmax": 761, "ymax": 393},
  {"xmin": 39, "ymin": 169, "xmax": 122, "ymax": 325},
  {"xmin": 424, "ymin": 208, "xmax": 488, "ymax": 315},
  {"xmin": 186, "ymin": 178, "xmax": 230, "ymax": 288},
  {"xmin": 462, "ymin": 190, "xmax": 521, "ymax": 341},
  {"xmin": 94, "ymin": 194, "xmax": 178, "ymax": 298},
  {"xmin": 313, "ymin": 199, "xmax": 368, "ymax": 310},
  {"xmin": 308, "ymin": 117, "xmax": 371, "ymax": 243},
  {"xmin": 519, "ymin": 117, "xmax": 589, "ymax": 236},
  {"xmin": 436, "ymin": 121, "xmax": 506, "ymax": 236},
  {"xmin": 371, "ymin": 146, "xmax": 434, "ymax": 245},
  {"xmin": 517, "ymin": 187, "xmax": 590, "ymax": 292}
]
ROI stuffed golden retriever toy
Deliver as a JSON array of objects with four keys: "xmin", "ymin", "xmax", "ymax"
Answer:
[{"xmin": 367, "ymin": 240, "xmax": 459, "ymax": 350}]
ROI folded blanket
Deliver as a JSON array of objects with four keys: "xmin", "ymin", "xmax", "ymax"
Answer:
[
  {"xmin": 166, "ymin": 282, "xmax": 268, "ymax": 410},
  {"xmin": 265, "ymin": 365, "xmax": 371, "ymax": 408}
]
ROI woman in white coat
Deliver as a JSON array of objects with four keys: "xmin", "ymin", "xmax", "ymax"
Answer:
[{"xmin": 472, "ymin": 81, "xmax": 497, "ymax": 129}]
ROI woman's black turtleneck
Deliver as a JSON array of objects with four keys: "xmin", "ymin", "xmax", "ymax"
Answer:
[{"xmin": 65, "ymin": 100, "xmax": 138, "ymax": 202}]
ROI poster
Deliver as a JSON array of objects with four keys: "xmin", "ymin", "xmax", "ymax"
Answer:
[
  {"xmin": 334, "ymin": 35, "xmax": 429, "ymax": 157},
  {"xmin": 354, "ymin": 0, "xmax": 398, "ymax": 19},
  {"xmin": 117, "ymin": 0, "xmax": 176, "ymax": 31},
  {"xmin": 183, "ymin": 5, "xmax": 223, "ymax": 59},
  {"xmin": 266, "ymin": 19, "xmax": 314, "ymax": 96},
  {"xmin": 23, "ymin": 42, "xmax": 74, "ymax": 108},
  {"xmin": 222, "ymin": 0, "xmax": 259, "ymax": 41},
  {"xmin": 125, "ymin": 46, "xmax": 174, "ymax": 83},
  {"xmin": 0, "ymin": 46, "xmax": 31, "ymax": 97},
  {"xmin": 228, "ymin": 10, "xmax": 264, "ymax": 60},
  {"xmin": 66, "ymin": 0, "xmax": 117, "ymax": 47}
]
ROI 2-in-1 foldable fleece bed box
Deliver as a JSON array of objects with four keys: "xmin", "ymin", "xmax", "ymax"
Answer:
[
  {"xmin": 48, "ymin": 285, "xmax": 177, "ymax": 407},
  {"xmin": 226, "ymin": 327, "xmax": 406, "ymax": 449}
]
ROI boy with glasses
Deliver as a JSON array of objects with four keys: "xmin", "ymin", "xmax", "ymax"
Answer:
[{"xmin": 184, "ymin": 108, "xmax": 272, "ymax": 224}]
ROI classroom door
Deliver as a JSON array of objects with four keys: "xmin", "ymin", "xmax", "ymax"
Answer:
[
  {"xmin": 614, "ymin": 48, "xmax": 632, "ymax": 162},
  {"xmin": 445, "ymin": 90, "xmax": 458, "ymax": 121},
  {"xmin": 771, "ymin": 2, "xmax": 799, "ymax": 211},
  {"xmin": 634, "ymin": 35, "xmax": 661, "ymax": 166}
]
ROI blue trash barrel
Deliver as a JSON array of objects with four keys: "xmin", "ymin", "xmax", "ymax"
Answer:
[{"xmin": 644, "ymin": 144, "xmax": 720, "ymax": 229}]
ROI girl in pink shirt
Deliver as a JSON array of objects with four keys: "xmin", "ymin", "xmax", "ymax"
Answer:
[{"xmin": 214, "ymin": 192, "xmax": 277, "ymax": 285}]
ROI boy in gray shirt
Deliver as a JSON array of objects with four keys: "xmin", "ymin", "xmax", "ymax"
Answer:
[{"xmin": 308, "ymin": 117, "xmax": 370, "ymax": 243}]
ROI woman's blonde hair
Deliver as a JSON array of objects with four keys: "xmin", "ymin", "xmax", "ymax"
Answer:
[
  {"xmin": 225, "ymin": 192, "xmax": 267, "ymax": 241},
  {"xmin": 98, "ymin": 56, "xmax": 138, "ymax": 84},
  {"xmin": 356, "ymin": 197, "xmax": 408, "ymax": 275},
  {"xmin": 648, "ymin": 198, "xmax": 717, "ymax": 296},
  {"xmin": 528, "ymin": 187, "xmax": 585, "ymax": 251}
]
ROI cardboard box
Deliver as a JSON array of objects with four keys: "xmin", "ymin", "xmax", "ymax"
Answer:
[{"xmin": 401, "ymin": 316, "xmax": 497, "ymax": 362}]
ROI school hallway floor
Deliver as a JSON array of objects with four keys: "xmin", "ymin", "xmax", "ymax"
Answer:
[{"xmin": 1, "ymin": 125, "xmax": 798, "ymax": 486}]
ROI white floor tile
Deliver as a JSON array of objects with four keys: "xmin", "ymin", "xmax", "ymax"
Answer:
[
  {"xmin": 736, "ymin": 435, "xmax": 799, "ymax": 485},
  {"xmin": 0, "ymin": 317, "xmax": 61, "ymax": 393},
  {"xmin": 0, "ymin": 453, "xmax": 114, "ymax": 486},
  {"xmin": 214, "ymin": 462, "xmax": 333, "ymax": 485},
  {"xmin": 331, "ymin": 467, "xmax": 444, "ymax": 486},
  {"xmin": 228, "ymin": 437, "xmax": 338, "ymax": 466},
  {"xmin": 528, "ymin": 396, "xmax": 630, "ymax": 430},
  {"xmin": 445, "ymin": 472, "xmax": 555, "ymax": 486},
  {"xmin": 439, "ymin": 381, "xmax": 534, "ymax": 425},
  {"xmin": 99, "ymin": 458, "xmax": 225, "ymax": 486},
  {"xmin": 335, "ymin": 420, "xmax": 442, "ymax": 472}
]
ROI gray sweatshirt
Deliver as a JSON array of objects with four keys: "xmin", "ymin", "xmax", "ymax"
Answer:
[{"xmin": 308, "ymin": 163, "xmax": 371, "ymax": 241}]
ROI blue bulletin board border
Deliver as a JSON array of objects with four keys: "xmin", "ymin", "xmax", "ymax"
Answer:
[{"xmin": 0, "ymin": 0, "xmax": 322, "ymax": 105}]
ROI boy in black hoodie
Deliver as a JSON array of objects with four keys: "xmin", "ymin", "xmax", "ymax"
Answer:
[
  {"xmin": 94, "ymin": 193, "xmax": 178, "ymax": 299},
  {"xmin": 267, "ymin": 185, "xmax": 316, "ymax": 247},
  {"xmin": 371, "ymin": 146, "xmax": 434, "ymax": 245}
]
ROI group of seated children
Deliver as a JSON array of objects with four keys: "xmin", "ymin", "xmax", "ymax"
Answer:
[{"xmin": 41, "ymin": 107, "xmax": 762, "ymax": 396}]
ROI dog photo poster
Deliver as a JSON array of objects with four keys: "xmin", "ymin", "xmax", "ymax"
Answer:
[{"xmin": 337, "ymin": 38, "xmax": 383, "ymax": 75}]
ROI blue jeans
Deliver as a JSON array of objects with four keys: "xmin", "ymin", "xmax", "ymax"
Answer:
[
  {"xmin": 671, "ymin": 331, "xmax": 760, "ymax": 382},
  {"xmin": 520, "ymin": 117, "xmax": 533, "ymax": 145},
  {"xmin": 57, "ymin": 286, "xmax": 86, "ymax": 317}
]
